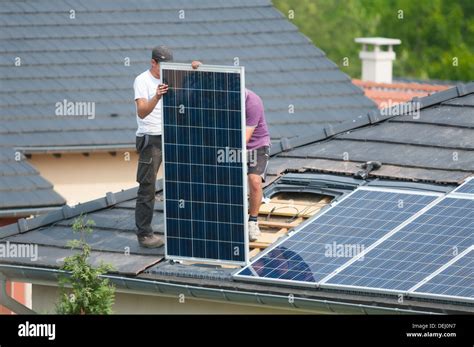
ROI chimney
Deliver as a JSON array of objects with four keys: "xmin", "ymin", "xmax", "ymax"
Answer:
[{"xmin": 355, "ymin": 37, "xmax": 401, "ymax": 83}]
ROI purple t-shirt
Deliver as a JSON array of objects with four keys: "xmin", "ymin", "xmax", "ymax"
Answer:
[{"xmin": 245, "ymin": 89, "xmax": 270, "ymax": 150}]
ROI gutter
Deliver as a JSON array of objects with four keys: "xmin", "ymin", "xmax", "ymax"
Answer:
[
  {"xmin": 0, "ymin": 272, "xmax": 36, "ymax": 314},
  {"xmin": 0, "ymin": 265, "xmax": 439, "ymax": 315},
  {"xmin": 0, "ymin": 206, "xmax": 63, "ymax": 219}
]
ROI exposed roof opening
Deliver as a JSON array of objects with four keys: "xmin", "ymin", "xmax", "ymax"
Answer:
[{"xmin": 178, "ymin": 180, "xmax": 337, "ymax": 267}]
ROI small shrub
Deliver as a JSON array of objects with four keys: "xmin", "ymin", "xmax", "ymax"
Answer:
[{"xmin": 56, "ymin": 215, "xmax": 115, "ymax": 314}]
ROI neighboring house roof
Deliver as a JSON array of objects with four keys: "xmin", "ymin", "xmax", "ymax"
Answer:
[
  {"xmin": 0, "ymin": 0, "xmax": 376, "ymax": 213},
  {"xmin": 268, "ymin": 83, "xmax": 474, "ymax": 185},
  {"xmin": 0, "ymin": 0, "xmax": 375, "ymax": 151},
  {"xmin": 0, "ymin": 148, "xmax": 65, "ymax": 217},
  {"xmin": 352, "ymin": 79, "xmax": 451, "ymax": 108}
]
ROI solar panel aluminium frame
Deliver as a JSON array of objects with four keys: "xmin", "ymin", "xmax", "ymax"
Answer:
[
  {"xmin": 233, "ymin": 186, "xmax": 443, "ymax": 288},
  {"xmin": 160, "ymin": 62, "xmax": 249, "ymax": 266},
  {"xmin": 406, "ymin": 245, "xmax": 474, "ymax": 304},
  {"xmin": 450, "ymin": 176, "xmax": 474, "ymax": 195}
]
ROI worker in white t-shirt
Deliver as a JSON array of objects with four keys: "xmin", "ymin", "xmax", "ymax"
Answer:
[{"xmin": 134, "ymin": 46, "xmax": 201, "ymax": 248}]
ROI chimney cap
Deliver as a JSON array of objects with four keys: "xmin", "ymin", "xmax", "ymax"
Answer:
[{"xmin": 355, "ymin": 37, "xmax": 401, "ymax": 46}]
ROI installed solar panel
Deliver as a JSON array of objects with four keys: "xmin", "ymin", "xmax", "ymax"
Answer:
[
  {"xmin": 161, "ymin": 63, "xmax": 248, "ymax": 264},
  {"xmin": 410, "ymin": 246, "xmax": 474, "ymax": 303},
  {"xmin": 324, "ymin": 196, "xmax": 473, "ymax": 293},
  {"xmin": 234, "ymin": 188, "xmax": 439, "ymax": 286},
  {"xmin": 452, "ymin": 177, "xmax": 474, "ymax": 195}
]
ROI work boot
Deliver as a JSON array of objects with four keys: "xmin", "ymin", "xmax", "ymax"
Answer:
[
  {"xmin": 137, "ymin": 234, "xmax": 164, "ymax": 248},
  {"xmin": 248, "ymin": 221, "xmax": 261, "ymax": 242}
]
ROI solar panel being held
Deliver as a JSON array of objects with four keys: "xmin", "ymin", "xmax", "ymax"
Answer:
[{"xmin": 161, "ymin": 63, "xmax": 248, "ymax": 265}]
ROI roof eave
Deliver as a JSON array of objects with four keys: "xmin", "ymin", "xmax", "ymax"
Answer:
[
  {"xmin": 0, "ymin": 206, "xmax": 64, "ymax": 219},
  {"xmin": 0, "ymin": 264, "xmax": 438, "ymax": 315}
]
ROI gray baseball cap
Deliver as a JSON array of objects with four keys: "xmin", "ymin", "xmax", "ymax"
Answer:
[{"xmin": 152, "ymin": 45, "xmax": 173, "ymax": 62}]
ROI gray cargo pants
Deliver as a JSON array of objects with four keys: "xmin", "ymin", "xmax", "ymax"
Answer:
[{"xmin": 135, "ymin": 134, "xmax": 162, "ymax": 237}]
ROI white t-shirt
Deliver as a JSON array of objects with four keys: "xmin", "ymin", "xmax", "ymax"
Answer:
[{"xmin": 133, "ymin": 70, "xmax": 162, "ymax": 136}]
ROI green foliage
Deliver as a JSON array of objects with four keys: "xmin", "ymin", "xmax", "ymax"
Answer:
[
  {"xmin": 273, "ymin": 0, "xmax": 473, "ymax": 81},
  {"xmin": 56, "ymin": 215, "xmax": 115, "ymax": 315}
]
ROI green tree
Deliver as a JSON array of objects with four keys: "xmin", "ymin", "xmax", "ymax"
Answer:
[
  {"xmin": 56, "ymin": 215, "xmax": 115, "ymax": 314},
  {"xmin": 273, "ymin": 0, "xmax": 473, "ymax": 81}
]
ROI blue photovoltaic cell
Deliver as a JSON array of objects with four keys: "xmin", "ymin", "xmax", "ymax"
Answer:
[
  {"xmin": 162, "ymin": 66, "xmax": 246, "ymax": 263},
  {"xmin": 453, "ymin": 179, "xmax": 474, "ymax": 194},
  {"xmin": 414, "ymin": 249, "xmax": 474, "ymax": 301},
  {"xmin": 235, "ymin": 189, "xmax": 437, "ymax": 284},
  {"xmin": 327, "ymin": 197, "xmax": 474, "ymax": 292}
]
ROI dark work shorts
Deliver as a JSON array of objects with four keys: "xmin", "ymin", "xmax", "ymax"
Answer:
[{"xmin": 247, "ymin": 146, "xmax": 270, "ymax": 182}]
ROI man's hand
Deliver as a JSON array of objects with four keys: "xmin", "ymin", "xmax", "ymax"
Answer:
[
  {"xmin": 136, "ymin": 83, "xmax": 168, "ymax": 119},
  {"xmin": 156, "ymin": 83, "xmax": 168, "ymax": 98},
  {"xmin": 191, "ymin": 61, "xmax": 202, "ymax": 69}
]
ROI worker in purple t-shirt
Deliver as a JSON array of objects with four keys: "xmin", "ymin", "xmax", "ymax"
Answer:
[{"xmin": 245, "ymin": 89, "xmax": 271, "ymax": 241}]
